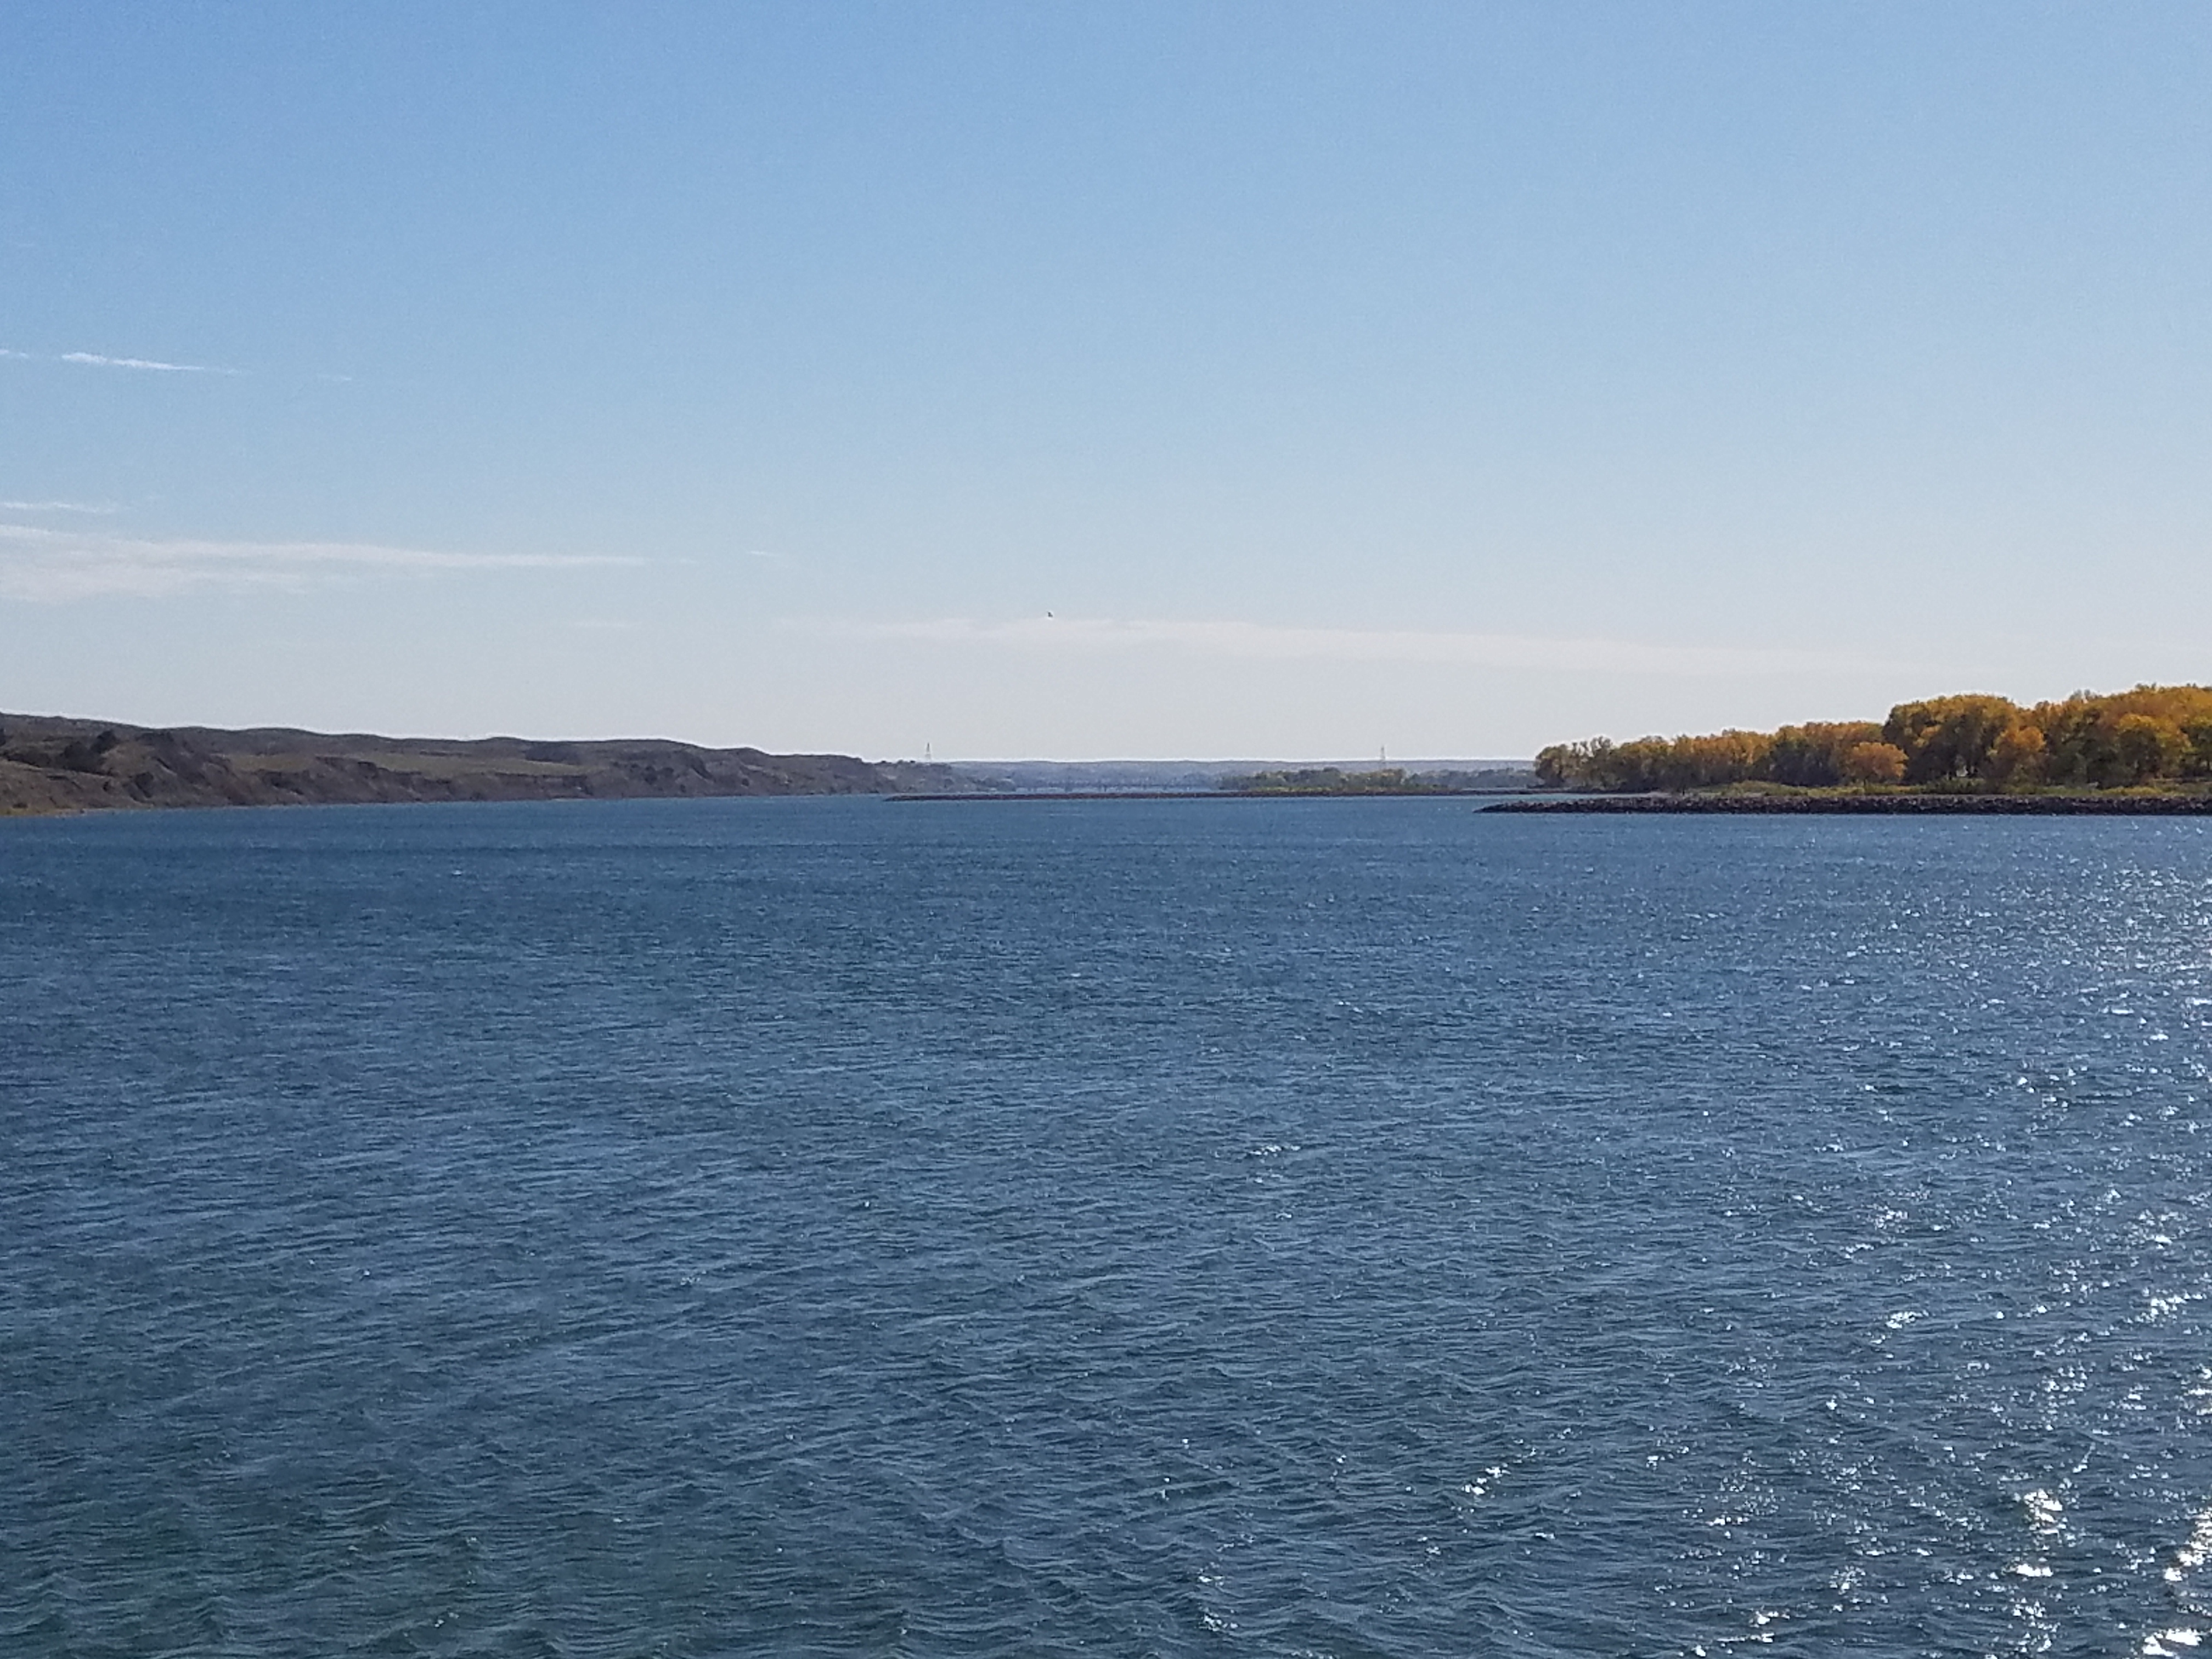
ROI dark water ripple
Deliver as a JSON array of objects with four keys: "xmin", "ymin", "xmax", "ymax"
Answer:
[{"xmin": 6, "ymin": 799, "xmax": 2212, "ymax": 1656}]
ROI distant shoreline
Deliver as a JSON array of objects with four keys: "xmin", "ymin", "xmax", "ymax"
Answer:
[{"xmin": 891, "ymin": 788, "xmax": 1536, "ymax": 803}]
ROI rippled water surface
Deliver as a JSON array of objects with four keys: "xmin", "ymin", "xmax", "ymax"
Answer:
[{"xmin": 8, "ymin": 798, "xmax": 2212, "ymax": 1656}]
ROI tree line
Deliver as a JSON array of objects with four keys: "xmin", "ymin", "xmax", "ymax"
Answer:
[{"xmin": 1534, "ymin": 685, "xmax": 2212, "ymax": 793}]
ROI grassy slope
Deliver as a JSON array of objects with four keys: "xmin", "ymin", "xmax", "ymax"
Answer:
[{"xmin": 0, "ymin": 714, "xmax": 970, "ymax": 815}]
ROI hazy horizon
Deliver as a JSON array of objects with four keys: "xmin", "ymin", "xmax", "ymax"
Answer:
[{"xmin": 0, "ymin": 702, "xmax": 1538, "ymax": 769}]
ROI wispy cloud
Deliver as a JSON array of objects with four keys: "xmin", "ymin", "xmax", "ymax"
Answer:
[
  {"xmin": 0, "ymin": 499, "xmax": 118, "ymax": 514},
  {"xmin": 0, "ymin": 523, "xmax": 639, "ymax": 601},
  {"xmin": 59, "ymin": 351, "xmax": 236, "ymax": 374},
  {"xmin": 800, "ymin": 615, "xmax": 1905, "ymax": 680},
  {"xmin": 3, "ymin": 347, "xmax": 240, "ymax": 375}
]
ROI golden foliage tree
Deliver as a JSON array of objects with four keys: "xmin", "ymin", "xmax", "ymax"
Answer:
[
  {"xmin": 1984, "ymin": 724, "xmax": 2046, "ymax": 789},
  {"xmin": 1536, "ymin": 685, "xmax": 2212, "ymax": 793},
  {"xmin": 1839, "ymin": 742, "xmax": 1906, "ymax": 785},
  {"xmin": 1881, "ymin": 695, "xmax": 2021, "ymax": 784}
]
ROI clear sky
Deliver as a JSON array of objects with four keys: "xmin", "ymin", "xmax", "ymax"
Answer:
[{"xmin": 4, "ymin": 3, "xmax": 2209, "ymax": 759}]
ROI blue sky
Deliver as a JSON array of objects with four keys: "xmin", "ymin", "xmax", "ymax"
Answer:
[{"xmin": 4, "ymin": 3, "xmax": 2209, "ymax": 758}]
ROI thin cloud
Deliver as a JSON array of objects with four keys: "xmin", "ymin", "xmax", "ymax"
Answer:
[
  {"xmin": 2, "ymin": 347, "xmax": 239, "ymax": 375},
  {"xmin": 0, "ymin": 522, "xmax": 639, "ymax": 602},
  {"xmin": 800, "ymin": 614, "xmax": 1906, "ymax": 680},
  {"xmin": 59, "ymin": 351, "xmax": 237, "ymax": 374},
  {"xmin": 0, "ymin": 499, "xmax": 118, "ymax": 514}
]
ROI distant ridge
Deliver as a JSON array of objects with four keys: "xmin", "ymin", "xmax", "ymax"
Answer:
[{"xmin": 0, "ymin": 713, "xmax": 975, "ymax": 816}]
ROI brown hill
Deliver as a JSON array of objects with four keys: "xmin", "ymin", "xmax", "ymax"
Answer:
[{"xmin": 0, "ymin": 714, "xmax": 974, "ymax": 815}]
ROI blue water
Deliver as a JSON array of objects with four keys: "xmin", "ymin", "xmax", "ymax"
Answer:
[{"xmin": 6, "ymin": 799, "xmax": 2212, "ymax": 1657}]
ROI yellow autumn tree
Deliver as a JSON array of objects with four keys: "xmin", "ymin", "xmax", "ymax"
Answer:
[
  {"xmin": 1534, "ymin": 685, "xmax": 2212, "ymax": 793},
  {"xmin": 1881, "ymin": 695, "xmax": 2022, "ymax": 784},
  {"xmin": 1984, "ymin": 724, "xmax": 2046, "ymax": 790},
  {"xmin": 1839, "ymin": 742, "xmax": 1906, "ymax": 785},
  {"xmin": 2111, "ymin": 713, "xmax": 2190, "ymax": 785}
]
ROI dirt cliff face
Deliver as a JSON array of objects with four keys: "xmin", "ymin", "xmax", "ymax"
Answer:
[{"xmin": 0, "ymin": 715, "xmax": 973, "ymax": 815}]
